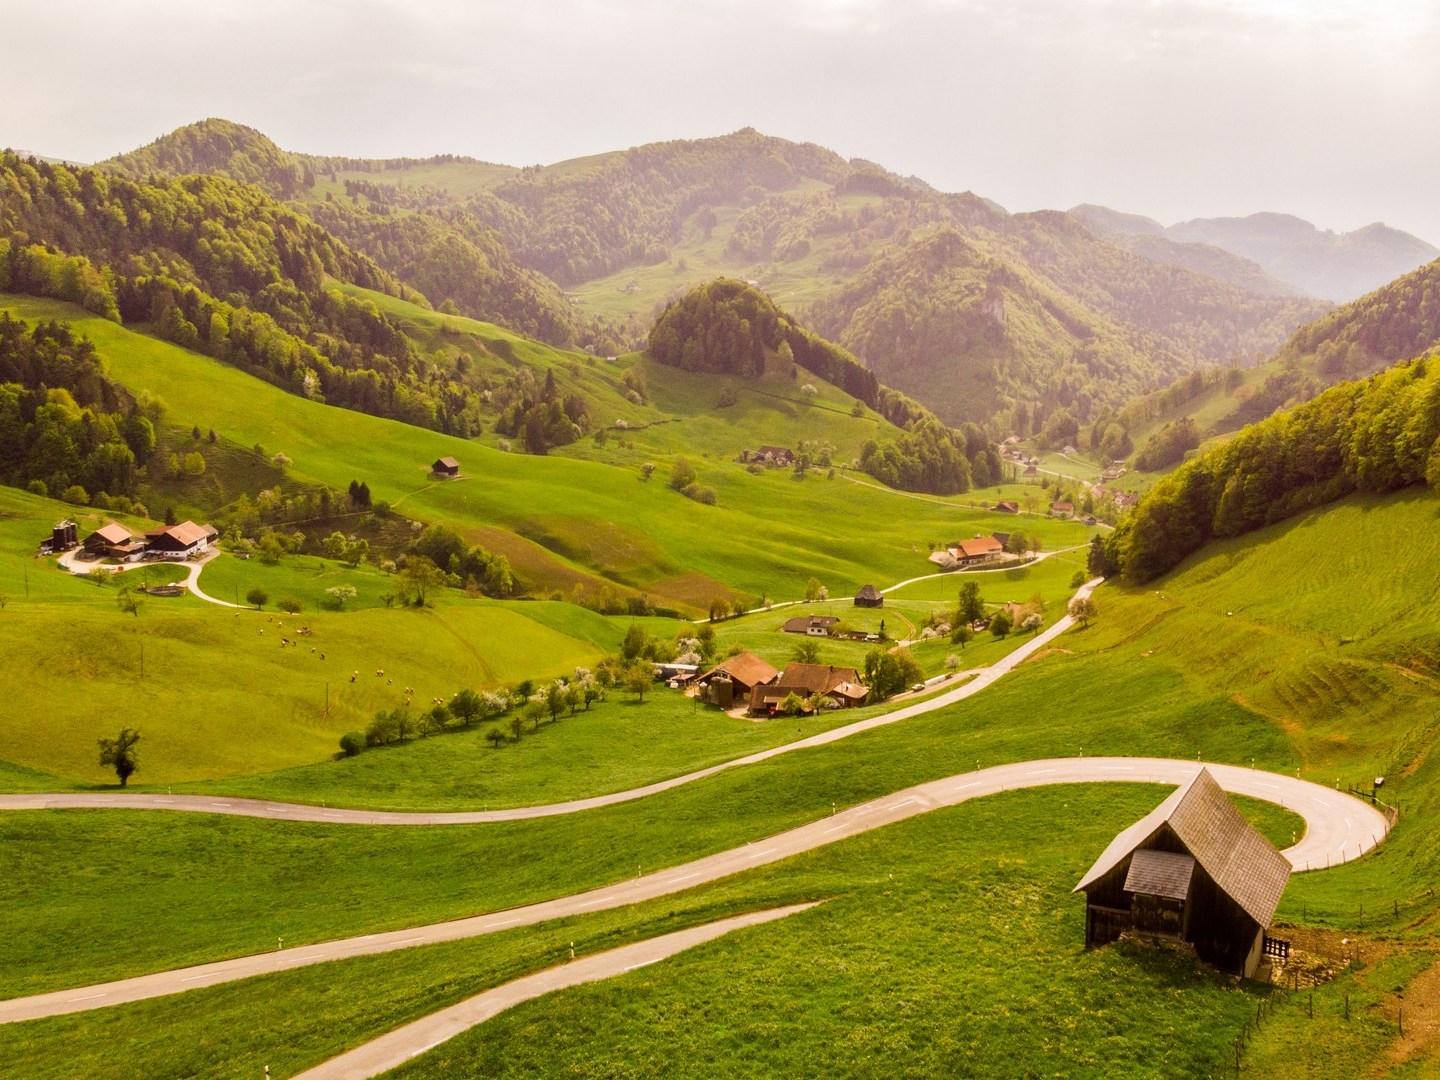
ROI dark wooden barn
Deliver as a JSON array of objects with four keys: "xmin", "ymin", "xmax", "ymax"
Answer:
[
  {"xmin": 432, "ymin": 456, "xmax": 460, "ymax": 477},
  {"xmin": 1073, "ymin": 768, "xmax": 1291, "ymax": 978},
  {"xmin": 853, "ymin": 584, "xmax": 883, "ymax": 608}
]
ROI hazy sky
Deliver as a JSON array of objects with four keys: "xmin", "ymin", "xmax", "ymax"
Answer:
[{"xmin": 4, "ymin": 0, "xmax": 1438, "ymax": 240}]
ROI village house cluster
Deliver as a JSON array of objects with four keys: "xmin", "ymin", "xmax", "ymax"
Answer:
[
  {"xmin": 690, "ymin": 652, "xmax": 869, "ymax": 715},
  {"xmin": 737, "ymin": 445, "xmax": 795, "ymax": 468},
  {"xmin": 41, "ymin": 518, "xmax": 218, "ymax": 562}
]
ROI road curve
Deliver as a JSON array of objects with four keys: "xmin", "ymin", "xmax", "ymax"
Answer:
[
  {"xmin": 0, "ymin": 757, "xmax": 1388, "ymax": 1024},
  {"xmin": 290, "ymin": 903, "xmax": 818, "ymax": 1080},
  {"xmin": 0, "ymin": 581, "xmax": 1103, "ymax": 825}
]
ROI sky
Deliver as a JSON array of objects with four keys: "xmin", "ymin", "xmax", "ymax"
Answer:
[{"xmin": 3, "ymin": 0, "xmax": 1438, "ymax": 241}]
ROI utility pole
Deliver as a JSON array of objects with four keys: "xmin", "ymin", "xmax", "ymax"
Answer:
[{"xmin": 140, "ymin": 641, "xmax": 145, "ymax": 680}]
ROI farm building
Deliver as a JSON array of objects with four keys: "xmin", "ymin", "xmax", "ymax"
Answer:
[
  {"xmin": 749, "ymin": 663, "xmax": 867, "ymax": 715},
  {"xmin": 694, "ymin": 652, "xmax": 779, "ymax": 709},
  {"xmin": 782, "ymin": 615, "xmax": 840, "ymax": 636},
  {"xmin": 740, "ymin": 446, "xmax": 796, "ymax": 467},
  {"xmin": 1050, "ymin": 501, "xmax": 1075, "ymax": 518},
  {"xmin": 39, "ymin": 520, "xmax": 78, "ymax": 555},
  {"xmin": 432, "ymin": 456, "xmax": 461, "ymax": 477},
  {"xmin": 145, "ymin": 521, "xmax": 218, "ymax": 559},
  {"xmin": 83, "ymin": 522, "xmax": 146, "ymax": 561},
  {"xmin": 953, "ymin": 536, "xmax": 1005, "ymax": 565},
  {"xmin": 1023, "ymin": 464, "xmax": 1038, "ymax": 479},
  {"xmin": 1073, "ymin": 769, "xmax": 1291, "ymax": 978},
  {"xmin": 854, "ymin": 584, "xmax": 883, "ymax": 608},
  {"xmin": 993, "ymin": 500, "xmax": 1019, "ymax": 513}
]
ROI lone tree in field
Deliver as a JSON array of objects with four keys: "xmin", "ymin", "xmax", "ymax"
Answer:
[
  {"xmin": 116, "ymin": 585, "xmax": 143, "ymax": 618},
  {"xmin": 450, "ymin": 688, "xmax": 483, "ymax": 728},
  {"xmin": 1069, "ymin": 596, "xmax": 1097, "ymax": 627},
  {"xmin": 957, "ymin": 581, "xmax": 984, "ymax": 625},
  {"xmin": 990, "ymin": 610, "xmax": 1013, "ymax": 638},
  {"xmin": 402, "ymin": 556, "xmax": 445, "ymax": 606},
  {"xmin": 246, "ymin": 587, "xmax": 268, "ymax": 610},
  {"xmin": 98, "ymin": 728, "xmax": 141, "ymax": 787},
  {"xmin": 792, "ymin": 640, "xmax": 821, "ymax": 664},
  {"xmin": 624, "ymin": 661, "xmax": 652, "ymax": 702}
]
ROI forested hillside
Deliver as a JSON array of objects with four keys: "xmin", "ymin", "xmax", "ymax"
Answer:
[
  {"xmin": 0, "ymin": 151, "xmax": 508, "ymax": 435},
  {"xmin": 649, "ymin": 279, "xmax": 1001, "ymax": 492},
  {"xmin": 1097, "ymin": 254, "xmax": 1440, "ymax": 465},
  {"xmin": 1105, "ymin": 349, "xmax": 1440, "ymax": 581},
  {"xmin": 0, "ymin": 313, "xmax": 155, "ymax": 505},
  {"xmin": 98, "ymin": 121, "xmax": 1327, "ymax": 432},
  {"xmin": 104, "ymin": 120, "xmax": 594, "ymax": 350}
]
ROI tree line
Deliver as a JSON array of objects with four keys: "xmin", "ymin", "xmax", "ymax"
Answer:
[{"xmin": 1103, "ymin": 350, "xmax": 1440, "ymax": 582}]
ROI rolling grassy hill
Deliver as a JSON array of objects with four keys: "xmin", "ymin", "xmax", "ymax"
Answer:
[
  {"xmin": 5, "ymin": 487, "xmax": 1440, "ymax": 1075},
  {"xmin": 0, "ymin": 293, "xmax": 1094, "ymax": 614}
]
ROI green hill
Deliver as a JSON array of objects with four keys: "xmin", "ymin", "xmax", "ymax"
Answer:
[{"xmin": 97, "ymin": 122, "xmax": 1327, "ymax": 430}]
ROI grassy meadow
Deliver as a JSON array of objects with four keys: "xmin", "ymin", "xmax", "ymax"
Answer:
[
  {"xmin": 0, "ymin": 294, "xmax": 1097, "ymax": 615},
  {"xmin": 0, "ymin": 786, "xmax": 1302, "ymax": 1079}
]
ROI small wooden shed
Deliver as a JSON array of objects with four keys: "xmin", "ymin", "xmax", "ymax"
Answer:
[
  {"xmin": 432, "ymin": 456, "xmax": 460, "ymax": 477},
  {"xmin": 1074, "ymin": 768, "xmax": 1291, "ymax": 978},
  {"xmin": 854, "ymin": 584, "xmax": 883, "ymax": 608}
]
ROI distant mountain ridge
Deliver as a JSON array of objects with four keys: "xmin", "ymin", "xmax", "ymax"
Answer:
[
  {"xmin": 98, "ymin": 119, "xmax": 1331, "ymax": 430},
  {"xmin": 1071, "ymin": 203, "xmax": 1437, "ymax": 302}
]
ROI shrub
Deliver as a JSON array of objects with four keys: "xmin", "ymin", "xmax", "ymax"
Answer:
[
  {"xmin": 278, "ymin": 598, "xmax": 303, "ymax": 614},
  {"xmin": 338, "ymin": 731, "xmax": 365, "ymax": 757}
]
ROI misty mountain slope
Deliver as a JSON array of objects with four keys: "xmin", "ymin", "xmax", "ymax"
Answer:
[
  {"xmin": 99, "ymin": 120, "xmax": 1331, "ymax": 429},
  {"xmin": 1069, "ymin": 205, "xmax": 1297, "ymax": 297},
  {"xmin": 1073, "ymin": 202, "xmax": 1438, "ymax": 302}
]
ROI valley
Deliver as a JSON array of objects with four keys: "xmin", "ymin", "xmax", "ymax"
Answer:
[{"xmin": 5, "ymin": 90, "xmax": 1440, "ymax": 1080}]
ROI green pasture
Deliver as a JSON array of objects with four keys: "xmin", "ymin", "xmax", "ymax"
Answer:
[{"xmin": 0, "ymin": 786, "xmax": 1301, "ymax": 1079}]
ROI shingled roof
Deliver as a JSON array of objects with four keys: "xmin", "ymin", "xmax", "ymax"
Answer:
[
  {"xmin": 697, "ymin": 651, "xmax": 779, "ymax": 689},
  {"xmin": 1074, "ymin": 769, "xmax": 1291, "ymax": 927}
]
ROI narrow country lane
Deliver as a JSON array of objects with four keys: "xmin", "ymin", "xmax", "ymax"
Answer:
[{"xmin": 0, "ymin": 756, "xmax": 1389, "ymax": 1024}]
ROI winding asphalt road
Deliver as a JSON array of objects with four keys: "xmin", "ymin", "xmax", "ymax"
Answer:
[
  {"xmin": 0, "ymin": 755, "xmax": 1389, "ymax": 1025},
  {"xmin": 289, "ymin": 903, "xmax": 819, "ymax": 1080},
  {"xmin": 0, "ymin": 579, "xmax": 1105, "ymax": 825}
]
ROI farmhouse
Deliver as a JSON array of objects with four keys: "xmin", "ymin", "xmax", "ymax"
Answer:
[
  {"xmin": 83, "ymin": 522, "xmax": 146, "ymax": 561},
  {"xmin": 145, "ymin": 521, "xmax": 218, "ymax": 559},
  {"xmin": 431, "ymin": 456, "xmax": 461, "ymax": 477},
  {"xmin": 1023, "ymin": 464, "xmax": 1038, "ymax": 479},
  {"xmin": 1074, "ymin": 769, "xmax": 1291, "ymax": 978},
  {"xmin": 1050, "ymin": 501, "xmax": 1075, "ymax": 518},
  {"xmin": 953, "ymin": 535, "xmax": 1005, "ymax": 565},
  {"xmin": 783, "ymin": 614, "xmax": 840, "ymax": 636},
  {"xmin": 694, "ymin": 651, "xmax": 779, "ymax": 709},
  {"xmin": 749, "ymin": 663, "xmax": 867, "ymax": 715},
  {"xmin": 993, "ymin": 500, "xmax": 1019, "ymax": 513},
  {"xmin": 854, "ymin": 584, "xmax": 884, "ymax": 608},
  {"xmin": 741, "ymin": 446, "xmax": 796, "ymax": 467}
]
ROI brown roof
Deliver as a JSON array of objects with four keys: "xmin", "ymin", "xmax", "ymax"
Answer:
[
  {"xmin": 1074, "ymin": 769, "xmax": 1291, "ymax": 927},
  {"xmin": 782, "ymin": 615, "xmax": 840, "ymax": 633},
  {"xmin": 90, "ymin": 522, "xmax": 134, "ymax": 545},
  {"xmin": 148, "ymin": 520, "xmax": 211, "ymax": 546},
  {"xmin": 955, "ymin": 536, "xmax": 1004, "ymax": 559},
  {"xmin": 855, "ymin": 584, "xmax": 882, "ymax": 601},
  {"xmin": 994, "ymin": 501, "xmax": 1019, "ymax": 512},
  {"xmin": 698, "ymin": 651, "xmax": 779, "ymax": 689},
  {"xmin": 776, "ymin": 663, "xmax": 860, "ymax": 695},
  {"xmin": 1124, "ymin": 849, "xmax": 1196, "ymax": 901},
  {"xmin": 1052, "ymin": 501, "xmax": 1074, "ymax": 511}
]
